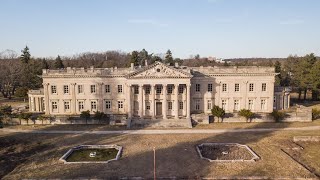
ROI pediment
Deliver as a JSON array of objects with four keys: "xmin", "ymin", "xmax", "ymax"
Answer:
[{"xmin": 127, "ymin": 62, "xmax": 192, "ymax": 79}]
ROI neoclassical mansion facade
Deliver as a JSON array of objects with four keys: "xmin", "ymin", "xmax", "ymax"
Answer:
[{"xmin": 28, "ymin": 61, "xmax": 290, "ymax": 126}]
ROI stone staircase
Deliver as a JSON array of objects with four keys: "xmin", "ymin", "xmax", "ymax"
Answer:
[{"xmin": 131, "ymin": 117, "xmax": 192, "ymax": 128}]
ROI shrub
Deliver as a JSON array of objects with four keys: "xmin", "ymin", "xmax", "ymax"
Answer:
[
  {"xmin": 80, "ymin": 110, "xmax": 91, "ymax": 124},
  {"xmin": 211, "ymin": 105, "xmax": 225, "ymax": 123},
  {"xmin": 238, "ymin": 109, "xmax": 254, "ymax": 123},
  {"xmin": 312, "ymin": 108, "xmax": 320, "ymax": 120},
  {"xmin": 18, "ymin": 112, "xmax": 32, "ymax": 125},
  {"xmin": 270, "ymin": 110, "xmax": 285, "ymax": 122}
]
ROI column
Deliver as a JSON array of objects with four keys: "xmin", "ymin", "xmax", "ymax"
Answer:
[
  {"xmin": 287, "ymin": 94, "xmax": 290, "ymax": 109},
  {"xmin": 174, "ymin": 84, "xmax": 179, "ymax": 119},
  {"xmin": 186, "ymin": 84, "xmax": 191, "ymax": 118},
  {"xmin": 127, "ymin": 84, "xmax": 132, "ymax": 118},
  {"xmin": 139, "ymin": 85, "xmax": 143, "ymax": 117},
  {"xmin": 28, "ymin": 97, "xmax": 31, "ymax": 112},
  {"xmin": 35, "ymin": 97, "xmax": 39, "ymax": 112},
  {"xmin": 162, "ymin": 84, "xmax": 167, "ymax": 119},
  {"xmin": 151, "ymin": 84, "xmax": 155, "ymax": 118},
  {"xmin": 71, "ymin": 83, "xmax": 77, "ymax": 114},
  {"xmin": 98, "ymin": 83, "xmax": 104, "ymax": 112},
  {"xmin": 43, "ymin": 83, "xmax": 50, "ymax": 115}
]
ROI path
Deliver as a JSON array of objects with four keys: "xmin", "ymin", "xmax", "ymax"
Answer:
[{"xmin": 1, "ymin": 126, "xmax": 320, "ymax": 135}]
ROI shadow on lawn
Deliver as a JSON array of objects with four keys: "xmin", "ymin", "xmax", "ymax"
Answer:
[{"xmin": 1, "ymin": 122, "xmax": 316, "ymax": 179}]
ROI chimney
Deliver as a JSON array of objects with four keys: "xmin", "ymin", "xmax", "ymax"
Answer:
[
  {"xmin": 131, "ymin": 63, "xmax": 134, "ymax": 70},
  {"xmin": 145, "ymin": 60, "xmax": 148, "ymax": 66},
  {"xmin": 175, "ymin": 62, "xmax": 179, "ymax": 68}
]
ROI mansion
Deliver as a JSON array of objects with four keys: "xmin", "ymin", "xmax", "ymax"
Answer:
[{"xmin": 28, "ymin": 61, "xmax": 290, "ymax": 127}]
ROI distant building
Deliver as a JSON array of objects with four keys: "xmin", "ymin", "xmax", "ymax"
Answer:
[{"xmin": 28, "ymin": 61, "xmax": 288, "ymax": 127}]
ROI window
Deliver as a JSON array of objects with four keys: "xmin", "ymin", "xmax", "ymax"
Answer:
[
  {"xmin": 262, "ymin": 83, "xmax": 267, "ymax": 92},
  {"xmin": 105, "ymin": 100, "xmax": 111, "ymax": 109},
  {"xmin": 118, "ymin": 85, "xmax": 123, "ymax": 93},
  {"xmin": 208, "ymin": 84, "xmax": 213, "ymax": 92},
  {"xmin": 222, "ymin": 83, "xmax": 227, "ymax": 92},
  {"xmin": 234, "ymin": 100, "xmax": 240, "ymax": 111},
  {"xmin": 51, "ymin": 85, "xmax": 57, "ymax": 94},
  {"xmin": 64, "ymin": 101, "xmax": 70, "ymax": 111},
  {"xmin": 167, "ymin": 85, "xmax": 173, "ymax": 94},
  {"xmin": 179, "ymin": 85, "xmax": 184, "ymax": 94},
  {"xmin": 274, "ymin": 96, "xmax": 276, "ymax": 103},
  {"xmin": 146, "ymin": 101, "xmax": 150, "ymax": 110},
  {"xmin": 168, "ymin": 101, "xmax": 172, "ymax": 110},
  {"xmin": 78, "ymin": 85, "xmax": 83, "ymax": 94},
  {"xmin": 235, "ymin": 84, "xmax": 240, "ymax": 92},
  {"xmin": 91, "ymin": 85, "xmax": 96, "ymax": 93},
  {"xmin": 248, "ymin": 99, "xmax": 254, "ymax": 110},
  {"xmin": 145, "ymin": 86, "xmax": 150, "ymax": 94},
  {"xmin": 195, "ymin": 84, "xmax": 200, "ymax": 92},
  {"xmin": 195, "ymin": 99, "xmax": 200, "ymax": 110},
  {"xmin": 63, "ymin": 85, "xmax": 69, "ymax": 94},
  {"xmin": 179, "ymin": 101, "xmax": 184, "ymax": 110},
  {"xmin": 207, "ymin": 100, "xmax": 212, "ymax": 110},
  {"xmin": 261, "ymin": 99, "xmax": 266, "ymax": 110},
  {"xmin": 78, "ymin": 101, "xmax": 84, "ymax": 111},
  {"xmin": 156, "ymin": 85, "xmax": 162, "ymax": 94},
  {"xmin": 118, "ymin": 101, "xmax": 123, "ymax": 109},
  {"xmin": 91, "ymin": 101, "xmax": 97, "ymax": 111},
  {"xmin": 249, "ymin": 83, "xmax": 254, "ymax": 92},
  {"xmin": 134, "ymin": 86, "xmax": 139, "ymax": 94},
  {"xmin": 52, "ymin": 101, "xmax": 58, "ymax": 111},
  {"xmin": 222, "ymin": 99, "xmax": 227, "ymax": 110},
  {"xmin": 105, "ymin": 85, "xmax": 110, "ymax": 93}
]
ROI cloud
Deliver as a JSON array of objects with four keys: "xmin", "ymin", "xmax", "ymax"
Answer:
[
  {"xmin": 279, "ymin": 19, "xmax": 304, "ymax": 25},
  {"xmin": 128, "ymin": 19, "xmax": 168, "ymax": 27}
]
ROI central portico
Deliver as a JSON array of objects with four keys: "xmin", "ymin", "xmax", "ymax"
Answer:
[{"xmin": 126, "ymin": 62, "xmax": 192, "ymax": 122}]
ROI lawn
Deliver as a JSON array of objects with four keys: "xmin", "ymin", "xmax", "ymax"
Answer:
[
  {"xmin": 65, "ymin": 148, "xmax": 119, "ymax": 162},
  {"xmin": 1, "ymin": 126, "xmax": 320, "ymax": 179}
]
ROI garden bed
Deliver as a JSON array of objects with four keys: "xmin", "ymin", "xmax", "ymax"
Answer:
[{"xmin": 196, "ymin": 143, "xmax": 259, "ymax": 162}]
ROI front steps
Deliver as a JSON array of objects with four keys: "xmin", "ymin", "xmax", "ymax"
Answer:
[{"xmin": 131, "ymin": 117, "xmax": 192, "ymax": 128}]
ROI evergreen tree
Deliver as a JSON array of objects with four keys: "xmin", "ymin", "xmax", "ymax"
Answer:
[
  {"xmin": 130, "ymin": 51, "xmax": 139, "ymax": 66},
  {"xmin": 20, "ymin": 46, "xmax": 31, "ymax": 64},
  {"xmin": 41, "ymin": 58, "xmax": 49, "ymax": 69},
  {"xmin": 54, "ymin": 55, "xmax": 64, "ymax": 69},
  {"xmin": 164, "ymin": 49, "xmax": 174, "ymax": 65},
  {"xmin": 139, "ymin": 49, "xmax": 149, "ymax": 65}
]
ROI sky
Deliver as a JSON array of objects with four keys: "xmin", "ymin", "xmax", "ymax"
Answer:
[{"xmin": 0, "ymin": 0, "xmax": 319, "ymax": 59}]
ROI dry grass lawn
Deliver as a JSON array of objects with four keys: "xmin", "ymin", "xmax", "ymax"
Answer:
[{"xmin": 1, "ymin": 125, "xmax": 320, "ymax": 179}]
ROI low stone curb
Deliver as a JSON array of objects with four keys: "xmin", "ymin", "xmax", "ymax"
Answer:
[{"xmin": 293, "ymin": 136, "xmax": 320, "ymax": 142}]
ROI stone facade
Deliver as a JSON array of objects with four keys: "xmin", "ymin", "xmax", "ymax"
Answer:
[{"xmin": 28, "ymin": 61, "xmax": 280, "ymax": 127}]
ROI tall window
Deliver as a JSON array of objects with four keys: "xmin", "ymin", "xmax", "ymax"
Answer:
[
  {"xmin": 64, "ymin": 101, "xmax": 70, "ymax": 112},
  {"xmin": 78, "ymin": 85, "xmax": 83, "ymax": 94},
  {"xmin": 234, "ymin": 100, "xmax": 240, "ymax": 111},
  {"xmin": 179, "ymin": 101, "xmax": 184, "ymax": 110},
  {"xmin": 105, "ymin": 100, "xmax": 111, "ymax": 109},
  {"xmin": 51, "ymin": 85, "xmax": 57, "ymax": 94},
  {"xmin": 222, "ymin": 99, "xmax": 227, "ymax": 110},
  {"xmin": 145, "ymin": 86, "xmax": 150, "ymax": 94},
  {"xmin": 235, "ymin": 84, "xmax": 240, "ymax": 92},
  {"xmin": 167, "ymin": 85, "xmax": 173, "ymax": 94},
  {"xmin": 146, "ymin": 101, "xmax": 151, "ymax": 110},
  {"xmin": 118, "ymin": 101, "xmax": 123, "ymax": 109},
  {"xmin": 262, "ymin": 83, "xmax": 267, "ymax": 92},
  {"xmin": 248, "ymin": 99, "xmax": 254, "ymax": 110},
  {"xmin": 207, "ymin": 100, "xmax": 212, "ymax": 110},
  {"xmin": 63, "ymin": 85, "xmax": 69, "ymax": 94},
  {"xmin": 156, "ymin": 85, "xmax": 162, "ymax": 94},
  {"xmin": 90, "ymin": 85, "xmax": 96, "ymax": 93},
  {"xmin": 208, "ymin": 84, "xmax": 213, "ymax": 92},
  {"xmin": 134, "ymin": 86, "xmax": 139, "ymax": 94},
  {"xmin": 52, "ymin": 101, "xmax": 58, "ymax": 111},
  {"xmin": 118, "ymin": 85, "xmax": 123, "ymax": 93},
  {"xmin": 249, "ymin": 83, "xmax": 254, "ymax": 92},
  {"xmin": 78, "ymin": 101, "xmax": 84, "ymax": 111},
  {"xmin": 179, "ymin": 85, "xmax": 184, "ymax": 94},
  {"xmin": 195, "ymin": 99, "xmax": 200, "ymax": 110},
  {"xmin": 195, "ymin": 84, "xmax": 200, "ymax": 92},
  {"xmin": 222, "ymin": 83, "xmax": 227, "ymax": 92},
  {"xmin": 168, "ymin": 101, "xmax": 172, "ymax": 110},
  {"xmin": 105, "ymin": 85, "xmax": 110, "ymax": 93},
  {"xmin": 261, "ymin": 99, "xmax": 266, "ymax": 110},
  {"xmin": 91, "ymin": 101, "xmax": 97, "ymax": 111}
]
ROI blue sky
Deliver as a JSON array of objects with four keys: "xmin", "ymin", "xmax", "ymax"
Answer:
[{"xmin": 0, "ymin": 0, "xmax": 319, "ymax": 59}]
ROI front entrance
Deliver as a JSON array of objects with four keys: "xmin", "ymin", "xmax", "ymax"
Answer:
[{"xmin": 156, "ymin": 102, "xmax": 162, "ymax": 116}]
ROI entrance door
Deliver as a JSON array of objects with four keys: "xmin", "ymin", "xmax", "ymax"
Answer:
[{"xmin": 156, "ymin": 102, "xmax": 162, "ymax": 116}]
